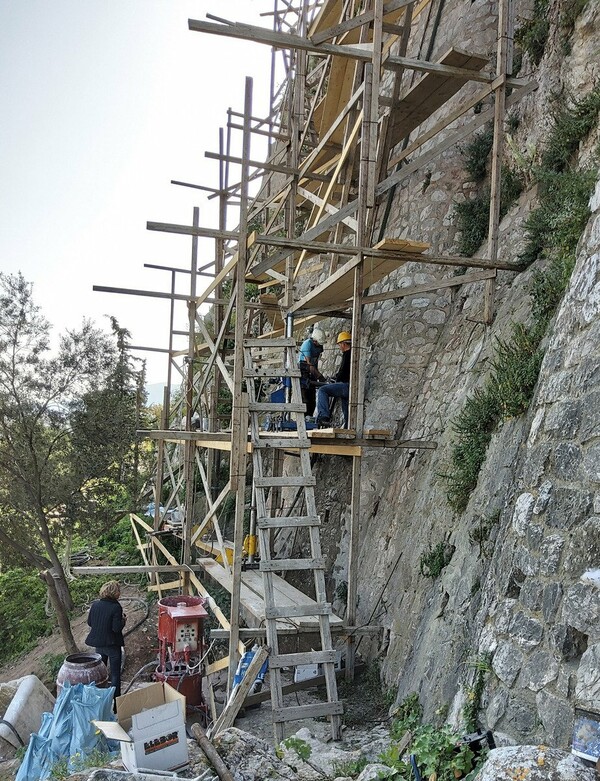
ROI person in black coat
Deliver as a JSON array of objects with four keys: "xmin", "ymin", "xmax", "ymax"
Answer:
[{"xmin": 86, "ymin": 580, "xmax": 126, "ymax": 698}]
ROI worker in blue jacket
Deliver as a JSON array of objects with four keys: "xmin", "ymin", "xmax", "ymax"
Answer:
[
  {"xmin": 85, "ymin": 580, "xmax": 126, "ymax": 698},
  {"xmin": 298, "ymin": 327, "xmax": 325, "ymax": 414}
]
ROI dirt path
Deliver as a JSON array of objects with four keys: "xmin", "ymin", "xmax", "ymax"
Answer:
[{"xmin": 0, "ymin": 583, "xmax": 157, "ymax": 690}]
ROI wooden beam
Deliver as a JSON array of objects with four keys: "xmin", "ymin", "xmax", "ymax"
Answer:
[
  {"xmin": 188, "ymin": 18, "xmax": 373, "ymax": 61},
  {"xmin": 361, "ymin": 269, "xmax": 497, "ymax": 304},
  {"xmin": 146, "ymin": 221, "xmax": 239, "ymax": 242},
  {"xmin": 205, "ymin": 151, "xmax": 332, "ymax": 183}
]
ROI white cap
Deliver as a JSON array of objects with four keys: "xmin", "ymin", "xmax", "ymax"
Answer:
[{"xmin": 311, "ymin": 328, "xmax": 324, "ymax": 344}]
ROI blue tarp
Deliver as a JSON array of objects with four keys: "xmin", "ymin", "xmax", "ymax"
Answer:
[{"xmin": 16, "ymin": 683, "xmax": 118, "ymax": 781}]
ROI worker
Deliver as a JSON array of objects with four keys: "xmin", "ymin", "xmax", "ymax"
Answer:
[
  {"xmin": 315, "ymin": 331, "xmax": 351, "ymax": 428},
  {"xmin": 85, "ymin": 580, "xmax": 127, "ymax": 699},
  {"xmin": 298, "ymin": 327, "xmax": 325, "ymax": 414}
]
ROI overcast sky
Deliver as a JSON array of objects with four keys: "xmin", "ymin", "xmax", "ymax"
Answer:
[{"xmin": 1, "ymin": 1, "xmax": 274, "ymax": 385}]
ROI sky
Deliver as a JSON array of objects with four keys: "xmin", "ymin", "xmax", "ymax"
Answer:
[{"xmin": 1, "ymin": 1, "xmax": 275, "ymax": 386}]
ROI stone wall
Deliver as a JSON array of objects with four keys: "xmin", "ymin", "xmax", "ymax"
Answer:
[{"xmin": 301, "ymin": 0, "xmax": 600, "ymax": 749}]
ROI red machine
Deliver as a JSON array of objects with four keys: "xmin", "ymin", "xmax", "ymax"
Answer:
[{"xmin": 155, "ymin": 595, "xmax": 209, "ymax": 712}]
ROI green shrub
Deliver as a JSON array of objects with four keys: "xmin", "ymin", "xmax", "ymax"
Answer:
[
  {"xmin": 529, "ymin": 252, "xmax": 576, "ymax": 323},
  {"xmin": 541, "ymin": 87, "xmax": 600, "ymax": 173},
  {"xmin": 455, "ymin": 194, "xmax": 490, "ymax": 256},
  {"xmin": 462, "ymin": 653, "xmax": 492, "ymax": 732},
  {"xmin": 490, "ymin": 324, "xmax": 544, "ymax": 418},
  {"xmin": 463, "ymin": 126, "xmax": 494, "ymax": 181},
  {"xmin": 419, "ymin": 542, "xmax": 454, "ymax": 579},
  {"xmin": 455, "ymin": 168, "xmax": 523, "ymax": 257},
  {"xmin": 521, "ymin": 168, "xmax": 595, "ymax": 266},
  {"xmin": 0, "ymin": 569, "xmax": 52, "ymax": 663},
  {"xmin": 381, "ymin": 723, "xmax": 476, "ymax": 781},
  {"xmin": 444, "ymin": 388, "xmax": 498, "ymax": 513},
  {"xmin": 390, "ymin": 692, "xmax": 422, "ymax": 738}
]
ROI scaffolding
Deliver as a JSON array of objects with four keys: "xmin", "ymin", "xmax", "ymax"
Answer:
[{"xmin": 88, "ymin": 0, "xmax": 531, "ymax": 742}]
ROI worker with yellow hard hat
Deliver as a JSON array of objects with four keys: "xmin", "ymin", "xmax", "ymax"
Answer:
[{"xmin": 315, "ymin": 331, "xmax": 352, "ymax": 428}]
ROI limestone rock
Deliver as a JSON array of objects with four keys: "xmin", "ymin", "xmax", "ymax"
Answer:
[{"xmin": 475, "ymin": 745, "xmax": 594, "ymax": 781}]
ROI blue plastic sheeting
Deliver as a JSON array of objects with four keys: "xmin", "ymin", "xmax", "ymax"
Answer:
[{"xmin": 15, "ymin": 683, "xmax": 118, "ymax": 781}]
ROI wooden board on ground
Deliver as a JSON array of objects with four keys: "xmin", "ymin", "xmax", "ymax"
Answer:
[
  {"xmin": 388, "ymin": 48, "xmax": 489, "ymax": 150},
  {"xmin": 197, "ymin": 558, "xmax": 343, "ymax": 628},
  {"xmin": 290, "ymin": 237, "xmax": 429, "ymax": 314}
]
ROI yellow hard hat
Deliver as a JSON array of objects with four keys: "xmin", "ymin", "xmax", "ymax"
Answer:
[{"xmin": 337, "ymin": 331, "xmax": 352, "ymax": 344}]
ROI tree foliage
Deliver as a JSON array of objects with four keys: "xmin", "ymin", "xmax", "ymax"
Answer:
[{"xmin": 0, "ymin": 272, "xmax": 144, "ymax": 652}]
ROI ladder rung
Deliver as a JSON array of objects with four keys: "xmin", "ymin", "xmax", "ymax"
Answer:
[
  {"xmin": 260, "ymin": 558, "xmax": 324, "ymax": 572},
  {"xmin": 248, "ymin": 402, "xmax": 306, "ymax": 413},
  {"xmin": 254, "ymin": 476, "xmax": 316, "ymax": 488},
  {"xmin": 254, "ymin": 437, "xmax": 310, "ymax": 449},
  {"xmin": 258, "ymin": 515, "xmax": 320, "ymax": 529},
  {"xmin": 243, "ymin": 338, "xmax": 296, "ymax": 347},
  {"xmin": 270, "ymin": 650, "xmax": 338, "ymax": 669},
  {"xmin": 272, "ymin": 701, "xmax": 344, "ymax": 722},
  {"xmin": 265, "ymin": 602, "xmax": 332, "ymax": 619},
  {"xmin": 243, "ymin": 367, "xmax": 301, "ymax": 378}
]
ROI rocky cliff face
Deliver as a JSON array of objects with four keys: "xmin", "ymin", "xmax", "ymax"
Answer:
[{"xmin": 300, "ymin": 0, "xmax": 600, "ymax": 749}]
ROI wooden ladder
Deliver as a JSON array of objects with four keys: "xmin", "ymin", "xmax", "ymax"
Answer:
[{"xmin": 243, "ymin": 337, "xmax": 343, "ymax": 742}]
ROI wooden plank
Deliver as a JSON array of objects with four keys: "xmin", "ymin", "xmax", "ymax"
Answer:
[
  {"xmin": 243, "ymin": 367, "xmax": 301, "ymax": 377},
  {"xmin": 241, "ymin": 570, "xmax": 342, "ymax": 624},
  {"xmin": 188, "ymin": 18, "xmax": 374, "ymax": 61},
  {"xmin": 209, "ymin": 645, "xmax": 270, "ymax": 738},
  {"xmin": 254, "ymin": 475, "xmax": 316, "ymax": 487},
  {"xmin": 243, "ymin": 337, "xmax": 296, "ymax": 347},
  {"xmin": 270, "ymin": 650, "xmax": 338, "ymax": 668},
  {"xmin": 386, "ymin": 48, "xmax": 489, "ymax": 150},
  {"xmin": 248, "ymin": 402, "xmax": 306, "ymax": 413},
  {"xmin": 257, "ymin": 515, "xmax": 321, "ymax": 529},
  {"xmin": 272, "ymin": 701, "xmax": 344, "ymax": 722},
  {"xmin": 265, "ymin": 603, "xmax": 333, "ymax": 619},
  {"xmin": 202, "ymin": 559, "xmax": 268, "ymax": 619},
  {"xmin": 253, "ymin": 437, "xmax": 311, "ymax": 449},
  {"xmin": 260, "ymin": 558, "xmax": 325, "ymax": 572},
  {"xmin": 361, "ymin": 269, "xmax": 496, "ymax": 305},
  {"xmin": 206, "ymin": 656, "xmax": 230, "ymax": 676}
]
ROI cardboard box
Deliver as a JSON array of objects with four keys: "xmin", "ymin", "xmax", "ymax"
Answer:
[{"xmin": 93, "ymin": 682, "xmax": 188, "ymax": 773}]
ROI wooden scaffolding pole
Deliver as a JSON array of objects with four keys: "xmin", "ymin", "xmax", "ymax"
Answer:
[
  {"xmin": 483, "ymin": 0, "xmax": 514, "ymax": 323},
  {"xmin": 228, "ymin": 76, "xmax": 253, "ymax": 690}
]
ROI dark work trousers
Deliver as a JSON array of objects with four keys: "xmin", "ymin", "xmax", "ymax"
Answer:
[{"xmin": 95, "ymin": 645, "xmax": 122, "ymax": 698}]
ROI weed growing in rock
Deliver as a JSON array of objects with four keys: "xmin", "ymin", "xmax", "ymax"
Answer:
[
  {"xmin": 331, "ymin": 756, "xmax": 368, "ymax": 778},
  {"xmin": 462, "ymin": 653, "xmax": 492, "ymax": 732},
  {"xmin": 541, "ymin": 87, "xmax": 600, "ymax": 173},
  {"xmin": 390, "ymin": 692, "xmax": 422, "ymax": 738},
  {"xmin": 455, "ymin": 195, "xmax": 490, "ymax": 256},
  {"xmin": 468, "ymin": 511, "xmax": 501, "ymax": 557},
  {"xmin": 445, "ymin": 86, "xmax": 598, "ymax": 513},
  {"xmin": 381, "ymin": 723, "xmax": 477, "ymax": 781},
  {"xmin": 419, "ymin": 541, "xmax": 454, "ymax": 579},
  {"xmin": 454, "ymin": 167, "xmax": 523, "ymax": 256},
  {"xmin": 463, "ymin": 125, "xmax": 494, "ymax": 182},
  {"xmin": 514, "ymin": 0, "xmax": 550, "ymax": 65},
  {"xmin": 278, "ymin": 736, "xmax": 311, "ymax": 761}
]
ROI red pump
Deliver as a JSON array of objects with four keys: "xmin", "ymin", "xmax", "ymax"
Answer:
[{"xmin": 154, "ymin": 595, "xmax": 209, "ymax": 713}]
